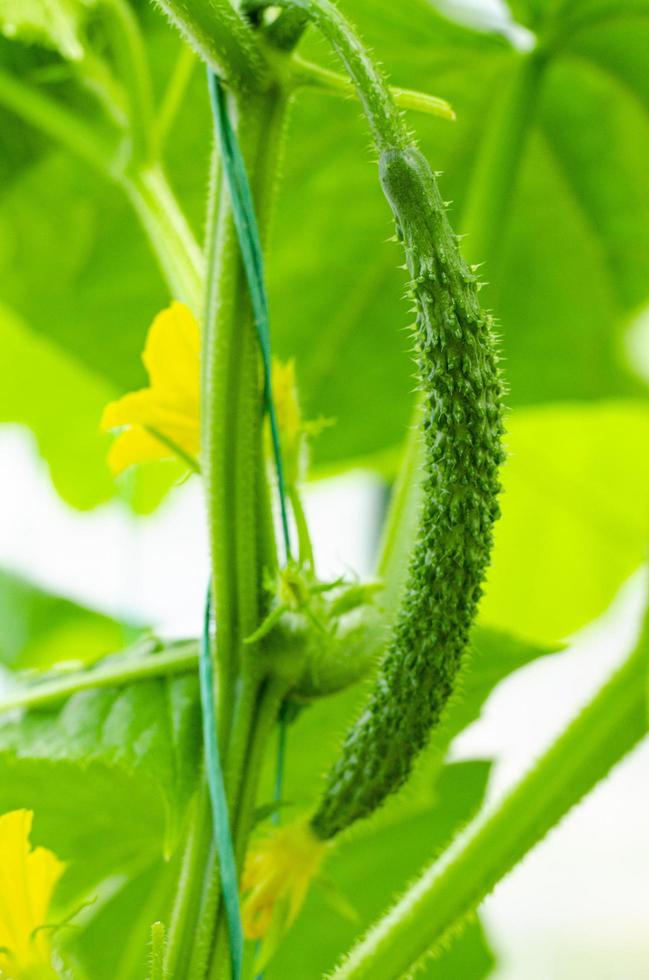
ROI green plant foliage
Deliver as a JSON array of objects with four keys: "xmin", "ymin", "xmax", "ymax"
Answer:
[
  {"xmin": 0, "ymin": 567, "xmax": 127, "ymax": 668},
  {"xmin": 0, "ymin": 669, "xmax": 200, "ymax": 902},
  {"xmin": 0, "ymin": 0, "xmax": 89, "ymax": 58}
]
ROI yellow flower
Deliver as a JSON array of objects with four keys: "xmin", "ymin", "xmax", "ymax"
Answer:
[
  {"xmin": 101, "ymin": 301, "xmax": 200, "ymax": 474},
  {"xmin": 241, "ymin": 820, "xmax": 327, "ymax": 964},
  {"xmin": 271, "ymin": 359, "xmax": 332, "ymax": 486},
  {"xmin": 0, "ymin": 810, "xmax": 65, "ymax": 979}
]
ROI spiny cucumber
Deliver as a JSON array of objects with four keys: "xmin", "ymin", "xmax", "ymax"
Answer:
[{"xmin": 311, "ymin": 144, "xmax": 505, "ymax": 840}]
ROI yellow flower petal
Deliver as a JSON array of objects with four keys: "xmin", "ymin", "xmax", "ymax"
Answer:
[
  {"xmin": 0, "ymin": 810, "xmax": 64, "ymax": 977},
  {"xmin": 101, "ymin": 302, "xmax": 200, "ymax": 473},
  {"xmin": 106, "ymin": 427, "xmax": 173, "ymax": 475},
  {"xmin": 241, "ymin": 820, "xmax": 327, "ymax": 942},
  {"xmin": 142, "ymin": 302, "xmax": 200, "ymax": 414}
]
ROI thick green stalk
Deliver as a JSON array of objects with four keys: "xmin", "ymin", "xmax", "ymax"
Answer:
[
  {"xmin": 331, "ymin": 607, "xmax": 649, "ymax": 979},
  {"xmin": 190, "ymin": 82, "xmax": 291, "ymax": 978},
  {"xmin": 153, "ymin": 0, "xmax": 267, "ymax": 92}
]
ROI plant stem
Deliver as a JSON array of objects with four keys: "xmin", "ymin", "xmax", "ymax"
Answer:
[
  {"xmin": 147, "ymin": 922, "xmax": 167, "ymax": 980},
  {"xmin": 0, "ymin": 641, "xmax": 197, "ymax": 715},
  {"xmin": 123, "ymin": 164, "xmax": 204, "ymax": 310},
  {"xmin": 290, "ymin": 55, "xmax": 455, "ymax": 121},
  {"xmin": 288, "ymin": 484, "xmax": 314, "ymax": 568},
  {"xmin": 190, "ymin": 79, "xmax": 291, "ymax": 977},
  {"xmin": 244, "ymin": 0, "xmax": 407, "ymax": 152},
  {"xmin": 331, "ymin": 608, "xmax": 649, "ymax": 980},
  {"xmin": 164, "ymin": 784, "xmax": 213, "ymax": 978},
  {"xmin": 153, "ymin": 0, "xmax": 267, "ymax": 92}
]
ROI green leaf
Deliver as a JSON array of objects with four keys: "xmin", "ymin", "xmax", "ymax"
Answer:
[
  {"xmin": 264, "ymin": 761, "xmax": 495, "ymax": 980},
  {"xmin": 481, "ymin": 401, "xmax": 649, "ymax": 642},
  {"xmin": 0, "ymin": 567, "xmax": 128, "ymax": 668},
  {"xmin": 0, "ymin": 0, "xmax": 90, "ymax": 60},
  {"xmin": 0, "ymin": 665, "xmax": 201, "ymax": 900}
]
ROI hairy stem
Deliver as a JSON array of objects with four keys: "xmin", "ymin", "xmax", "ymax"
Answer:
[
  {"xmin": 291, "ymin": 55, "xmax": 455, "ymax": 121},
  {"xmin": 244, "ymin": 0, "xmax": 407, "ymax": 152},
  {"xmin": 190, "ymin": 80, "xmax": 291, "ymax": 977},
  {"xmin": 153, "ymin": 0, "xmax": 267, "ymax": 92},
  {"xmin": 331, "ymin": 604, "xmax": 649, "ymax": 979}
]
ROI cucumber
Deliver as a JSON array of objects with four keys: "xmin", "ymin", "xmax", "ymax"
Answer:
[{"xmin": 311, "ymin": 145, "xmax": 505, "ymax": 839}]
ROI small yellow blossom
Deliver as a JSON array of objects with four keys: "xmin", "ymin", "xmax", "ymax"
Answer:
[
  {"xmin": 0, "ymin": 810, "xmax": 64, "ymax": 979},
  {"xmin": 271, "ymin": 360, "xmax": 332, "ymax": 486},
  {"xmin": 101, "ymin": 302, "xmax": 324, "ymax": 480},
  {"xmin": 101, "ymin": 302, "xmax": 200, "ymax": 474},
  {"xmin": 241, "ymin": 820, "xmax": 327, "ymax": 956}
]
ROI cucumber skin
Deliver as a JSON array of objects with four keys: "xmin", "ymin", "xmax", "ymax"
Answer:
[{"xmin": 311, "ymin": 146, "xmax": 505, "ymax": 840}]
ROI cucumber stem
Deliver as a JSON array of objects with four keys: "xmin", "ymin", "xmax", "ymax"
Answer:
[{"xmin": 153, "ymin": 0, "xmax": 267, "ymax": 92}]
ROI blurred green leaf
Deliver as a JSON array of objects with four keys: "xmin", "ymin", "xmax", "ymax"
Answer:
[
  {"xmin": 0, "ymin": 567, "xmax": 127, "ymax": 668},
  {"xmin": 482, "ymin": 400, "xmax": 649, "ymax": 642},
  {"xmin": 0, "ymin": 0, "xmax": 89, "ymax": 59},
  {"xmin": 0, "ymin": 667, "xmax": 200, "ymax": 900},
  {"xmin": 265, "ymin": 761, "xmax": 494, "ymax": 980}
]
